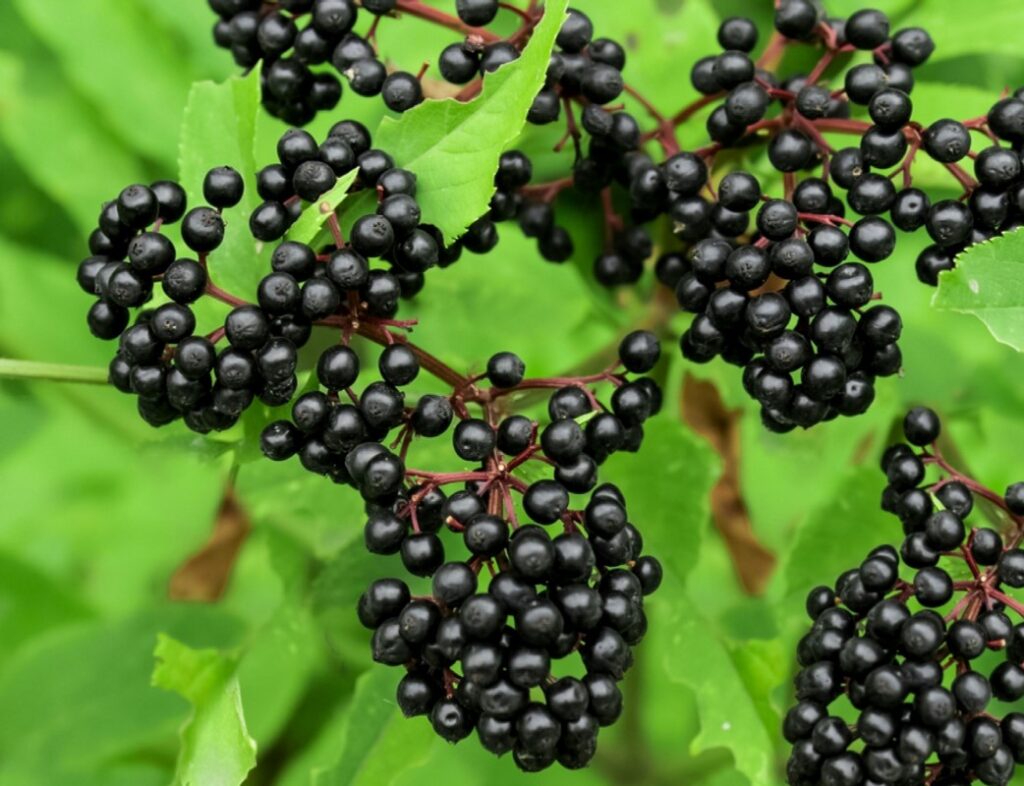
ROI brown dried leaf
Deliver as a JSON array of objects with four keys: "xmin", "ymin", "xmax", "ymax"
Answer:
[
  {"xmin": 168, "ymin": 487, "xmax": 250, "ymax": 602},
  {"xmin": 681, "ymin": 374, "xmax": 776, "ymax": 595}
]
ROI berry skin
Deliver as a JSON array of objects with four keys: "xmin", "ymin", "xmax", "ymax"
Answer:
[
  {"xmin": 455, "ymin": 0, "xmax": 498, "ymax": 26},
  {"xmin": 923, "ymin": 119, "xmax": 971, "ymax": 164},
  {"xmin": 412, "ymin": 395, "xmax": 453, "ymax": 437},
  {"xmin": 151, "ymin": 181, "xmax": 188, "ymax": 223},
  {"xmin": 926, "ymin": 200, "xmax": 973, "ymax": 248},
  {"xmin": 717, "ymin": 17, "xmax": 758, "ymax": 53},
  {"xmin": 316, "ymin": 345, "xmax": 359, "ymax": 390},
  {"xmin": 845, "ymin": 9, "xmax": 889, "ymax": 49},
  {"xmin": 891, "ymin": 27, "xmax": 935, "ymax": 66},
  {"xmin": 293, "ymin": 160, "xmax": 337, "ymax": 202},
  {"xmin": 181, "ymin": 207, "xmax": 226, "ymax": 253},
  {"xmin": 903, "ymin": 406, "xmax": 940, "ymax": 445},
  {"xmin": 453, "ymin": 419, "xmax": 496, "ymax": 461},
  {"xmin": 351, "ymin": 215, "xmax": 395, "ymax": 257},
  {"xmin": 439, "ymin": 44, "xmax": 479, "ymax": 84},
  {"xmin": 849, "ymin": 217, "xmax": 896, "ymax": 263},
  {"xmin": 379, "ymin": 344, "xmax": 419, "ymax": 387},
  {"xmin": 1006, "ymin": 483, "xmax": 1024, "ymax": 515},
  {"xmin": 249, "ymin": 202, "xmax": 290, "ymax": 242},
  {"xmin": 117, "ymin": 184, "xmax": 159, "ymax": 230},
  {"xmin": 203, "ymin": 166, "xmax": 244, "ymax": 208},
  {"xmin": 381, "ymin": 71, "xmax": 423, "ymax": 112},
  {"xmin": 487, "ymin": 351, "xmax": 525, "ymax": 388},
  {"xmin": 774, "ymin": 0, "xmax": 819, "ymax": 40},
  {"xmin": 556, "ymin": 9, "xmax": 593, "ymax": 53},
  {"xmin": 618, "ymin": 331, "xmax": 660, "ymax": 373}
]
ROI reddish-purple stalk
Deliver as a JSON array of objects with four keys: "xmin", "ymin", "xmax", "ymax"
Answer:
[{"xmin": 915, "ymin": 441, "xmax": 1024, "ymax": 627}]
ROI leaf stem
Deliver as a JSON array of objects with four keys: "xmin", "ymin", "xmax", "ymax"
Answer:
[{"xmin": 0, "ymin": 358, "xmax": 109, "ymax": 385}]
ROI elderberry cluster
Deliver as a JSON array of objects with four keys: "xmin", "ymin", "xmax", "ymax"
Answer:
[
  {"xmin": 675, "ymin": 188, "xmax": 905, "ymax": 431},
  {"xmin": 209, "ymin": 0, "xmax": 351, "ymax": 125},
  {"xmin": 343, "ymin": 337, "xmax": 666, "ymax": 771},
  {"xmin": 76, "ymin": 120, "xmax": 461, "ymax": 432},
  {"xmin": 785, "ymin": 407, "xmax": 1024, "ymax": 786},
  {"xmin": 207, "ymin": 1, "xmax": 621, "ymax": 126},
  {"xmin": 525, "ymin": 8, "xmax": 625, "ymax": 126},
  {"xmin": 478, "ymin": 150, "xmax": 573, "ymax": 263},
  {"xmin": 910, "ymin": 89, "xmax": 1024, "ymax": 285}
]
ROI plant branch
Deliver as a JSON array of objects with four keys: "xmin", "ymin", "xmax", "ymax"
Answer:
[{"xmin": 0, "ymin": 358, "xmax": 110, "ymax": 385}]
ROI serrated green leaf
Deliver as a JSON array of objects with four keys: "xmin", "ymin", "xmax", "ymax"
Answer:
[
  {"xmin": 602, "ymin": 414, "xmax": 719, "ymax": 585},
  {"xmin": 375, "ymin": 0, "xmax": 569, "ymax": 243},
  {"xmin": 932, "ymin": 229, "xmax": 1024, "ymax": 352},
  {"xmin": 178, "ymin": 68, "xmax": 266, "ymax": 300},
  {"xmin": 288, "ymin": 169, "xmax": 360, "ymax": 246},
  {"xmin": 312, "ymin": 667, "xmax": 435, "ymax": 786},
  {"xmin": 153, "ymin": 634, "xmax": 257, "ymax": 786}
]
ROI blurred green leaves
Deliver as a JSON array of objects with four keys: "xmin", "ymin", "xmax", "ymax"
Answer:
[{"xmin": 313, "ymin": 668, "xmax": 435, "ymax": 786}]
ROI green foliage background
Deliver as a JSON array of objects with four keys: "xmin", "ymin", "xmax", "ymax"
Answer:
[{"xmin": 1, "ymin": 1, "xmax": 1023, "ymax": 785}]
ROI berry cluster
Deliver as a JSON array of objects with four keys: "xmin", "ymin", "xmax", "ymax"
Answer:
[
  {"xmin": 786, "ymin": 407, "xmax": 1024, "ymax": 786},
  {"xmin": 76, "ymin": 97, "xmax": 669, "ymax": 770},
  {"xmin": 207, "ymin": 0, "xmax": 603, "ymax": 124},
  {"xmin": 661, "ymin": 4, "xmax": 934, "ymax": 430},
  {"xmin": 209, "ymin": 0, "xmax": 348, "ymax": 124},
  {"xmin": 476, "ymin": 150, "xmax": 574, "ymax": 263},
  {"xmin": 908, "ymin": 89, "xmax": 1024, "ymax": 285},
  {"xmin": 77, "ymin": 120, "xmax": 461, "ymax": 431},
  {"xmin": 525, "ymin": 8, "xmax": 625, "ymax": 127},
  {"xmin": 343, "ymin": 337, "xmax": 665, "ymax": 771}
]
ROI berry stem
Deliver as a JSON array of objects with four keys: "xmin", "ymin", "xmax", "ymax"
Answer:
[
  {"xmin": 394, "ymin": 0, "xmax": 502, "ymax": 42},
  {"xmin": 668, "ymin": 92, "xmax": 722, "ymax": 128},
  {"xmin": 805, "ymin": 49, "xmax": 837, "ymax": 86},
  {"xmin": 327, "ymin": 213, "xmax": 346, "ymax": 248},
  {"xmin": 922, "ymin": 449, "xmax": 1024, "ymax": 531},
  {"xmin": 520, "ymin": 177, "xmax": 574, "ymax": 203},
  {"xmin": 756, "ymin": 31, "xmax": 787, "ymax": 70}
]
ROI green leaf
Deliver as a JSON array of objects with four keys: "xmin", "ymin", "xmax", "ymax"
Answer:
[
  {"xmin": 312, "ymin": 667, "xmax": 435, "ymax": 786},
  {"xmin": 12, "ymin": 0, "xmax": 198, "ymax": 166},
  {"xmin": 0, "ymin": 550, "xmax": 94, "ymax": 671},
  {"xmin": 0, "ymin": 53, "xmax": 143, "ymax": 235},
  {"xmin": 932, "ymin": 229, "xmax": 1024, "ymax": 352},
  {"xmin": 178, "ymin": 68, "xmax": 266, "ymax": 300},
  {"xmin": 153, "ymin": 634, "xmax": 257, "ymax": 786},
  {"xmin": 602, "ymin": 414, "xmax": 719, "ymax": 585},
  {"xmin": 900, "ymin": 0, "xmax": 1024, "ymax": 60},
  {"xmin": 782, "ymin": 466, "xmax": 892, "ymax": 600},
  {"xmin": 663, "ymin": 593, "xmax": 778, "ymax": 786},
  {"xmin": 287, "ymin": 169, "xmax": 360, "ymax": 246},
  {"xmin": 0, "ymin": 607, "xmax": 246, "ymax": 785},
  {"xmin": 375, "ymin": 0, "xmax": 569, "ymax": 243}
]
